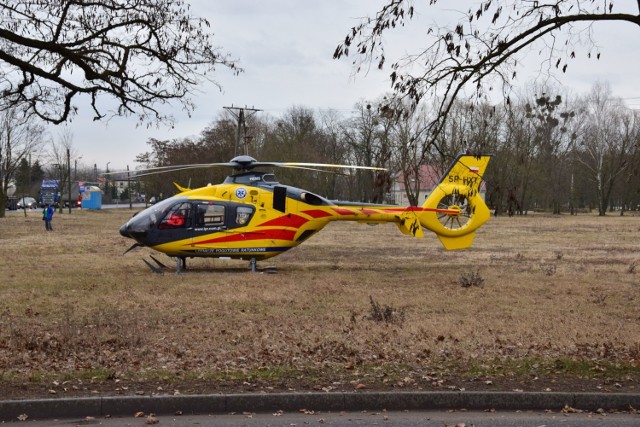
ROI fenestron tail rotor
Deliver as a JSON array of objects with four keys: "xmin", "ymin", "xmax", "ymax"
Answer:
[{"xmin": 436, "ymin": 194, "xmax": 472, "ymax": 230}]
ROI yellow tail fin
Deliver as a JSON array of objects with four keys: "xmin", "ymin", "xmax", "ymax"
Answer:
[{"xmin": 419, "ymin": 154, "xmax": 491, "ymax": 250}]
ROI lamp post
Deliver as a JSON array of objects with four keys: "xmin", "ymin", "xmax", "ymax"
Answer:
[{"xmin": 74, "ymin": 156, "xmax": 82, "ymax": 181}]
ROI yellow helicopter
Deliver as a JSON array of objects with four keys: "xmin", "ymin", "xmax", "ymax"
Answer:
[{"xmin": 118, "ymin": 154, "xmax": 491, "ymax": 272}]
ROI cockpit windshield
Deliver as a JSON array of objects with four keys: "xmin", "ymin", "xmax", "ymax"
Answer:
[{"xmin": 126, "ymin": 197, "xmax": 188, "ymax": 230}]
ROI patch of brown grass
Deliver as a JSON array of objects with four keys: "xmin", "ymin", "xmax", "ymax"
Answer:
[{"xmin": 1, "ymin": 209, "xmax": 639, "ymax": 396}]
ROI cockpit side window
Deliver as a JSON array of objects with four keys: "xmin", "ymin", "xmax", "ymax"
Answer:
[
  {"xmin": 235, "ymin": 206, "xmax": 253, "ymax": 225},
  {"xmin": 262, "ymin": 173, "xmax": 277, "ymax": 183},
  {"xmin": 196, "ymin": 203, "xmax": 225, "ymax": 227},
  {"xmin": 159, "ymin": 202, "xmax": 191, "ymax": 229}
]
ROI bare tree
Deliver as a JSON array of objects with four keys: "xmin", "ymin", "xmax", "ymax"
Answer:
[
  {"xmin": 494, "ymin": 99, "xmax": 538, "ymax": 215},
  {"xmin": 48, "ymin": 128, "xmax": 79, "ymax": 212},
  {"xmin": 0, "ymin": 0, "xmax": 241, "ymax": 126},
  {"xmin": 525, "ymin": 92, "xmax": 578, "ymax": 214},
  {"xmin": 262, "ymin": 107, "xmax": 337, "ymax": 195},
  {"xmin": 334, "ymin": 0, "xmax": 640, "ymax": 151},
  {"xmin": 578, "ymin": 82, "xmax": 637, "ymax": 216},
  {"xmin": 0, "ymin": 108, "xmax": 44, "ymax": 216},
  {"xmin": 341, "ymin": 101, "xmax": 394, "ymax": 203},
  {"xmin": 389, "ymin": 100, "xmax": 435, "ymax": 206}
]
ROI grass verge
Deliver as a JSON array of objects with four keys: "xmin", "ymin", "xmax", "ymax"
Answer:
[{"xmin": 0, "ymin": 208, "xmax": 639, "ymax": 398}]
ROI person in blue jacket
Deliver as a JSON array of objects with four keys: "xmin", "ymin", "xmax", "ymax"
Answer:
[{"xmin": 42, "ymin": 203, "xmax": 54, "ymax": 231}]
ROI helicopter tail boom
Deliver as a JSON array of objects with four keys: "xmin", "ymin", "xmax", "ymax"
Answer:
[
  {"xmin": 328, "ymin": 154, "xmax": 491, "ymax": 249},
  {"xmin": 418, "ymin": 154, "xmax": 491, "ymax": 250}
]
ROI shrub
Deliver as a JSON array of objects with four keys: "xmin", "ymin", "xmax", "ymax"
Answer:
[
  {"xmin": 458, "ymin": 270, "xmax": 485, "ymax": 288},
  {"xmin": 368, "ymin": 296, "xmax": 405, "ymax": 325}
]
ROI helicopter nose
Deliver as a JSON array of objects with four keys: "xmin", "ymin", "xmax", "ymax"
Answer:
[
  {"xmin": 119, "ymin": 218, "xmax": 148, "ymax": 241},
  {"xmin": 119, "ymin": 223, "xmax": 131, "ymax": 238}
]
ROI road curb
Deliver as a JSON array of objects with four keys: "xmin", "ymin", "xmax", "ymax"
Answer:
[{"xmin": 1, "ymin": 391, "xmax": 639, "ymax": 422}]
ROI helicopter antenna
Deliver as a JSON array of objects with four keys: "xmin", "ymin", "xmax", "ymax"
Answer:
[{"xmin": 224, "ymin": 105, "xmax": 262, "ymax": 156}]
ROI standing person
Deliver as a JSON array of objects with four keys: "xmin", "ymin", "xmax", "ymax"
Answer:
[{"xmin": 43, "ymin": 203, "xmax": 54, "ymax": 231}]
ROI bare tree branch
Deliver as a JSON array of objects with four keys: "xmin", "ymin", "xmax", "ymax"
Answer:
[
  {"xmin": 335, "ymin": 0, "xmax": 640, "ymax": 152},
  {"xmin": 0, "ymin": 0, "xmax": 242, "ymax": 126}
]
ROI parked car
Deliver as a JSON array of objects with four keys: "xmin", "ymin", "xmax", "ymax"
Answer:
[{"xmin": 17, "ymin": 196, "xmax": 38, "ymax": 209}]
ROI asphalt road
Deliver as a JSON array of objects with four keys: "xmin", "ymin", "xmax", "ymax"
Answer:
[{"xmin": 12, "ymin": 410, "xmax": 640, "ymax": 427}]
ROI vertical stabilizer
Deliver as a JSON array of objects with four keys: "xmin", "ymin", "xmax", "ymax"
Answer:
[{"xmin": 418, "ymin": 154, "xmax": 491, "ymax": 250}]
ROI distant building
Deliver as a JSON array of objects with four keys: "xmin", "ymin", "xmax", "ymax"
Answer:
[
  {"xmin": 388, "ymin": 164, "xmax": 442, "ymax": 206},
  {"xmin": 115, "ymin": 179, "xmax": 130, "ymax": 196},
  {"xmin": 100, "ymin": 171, "xmax": 132, "ymax": 199}
]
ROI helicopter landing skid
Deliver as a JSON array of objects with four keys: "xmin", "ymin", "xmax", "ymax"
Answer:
[
  {"xmin": 143, "ymin": 257, "xmax": 164, "ymax": 274},
  {"xmin": 142, "ymin": 255, "xmax": 185, "ymax": 274},
  {"xmin": 142, "ymin": 255, "xmax": 277, "ymax": 274},
  {"xmin": 248, "ymin": 257, "xmax": 278, "ymax": 274}
]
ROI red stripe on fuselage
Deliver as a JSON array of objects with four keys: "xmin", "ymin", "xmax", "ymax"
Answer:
[
  {"xmin": 376, "ymin": 206, "xmax": 460, "ymax": 214},
  {"xmin": 192, "ymin": 229, "xmax": 297, "ymax": 245},
  {"xmin": 359, "ymin": 208, "xmax": 381, "ymax": 215},
  {"xmin": 332, "ymin": 207, "xmax": 357, "ymax": 216},
  {"xmin": 302, "ymin": 209, "xmax": 333, "ymax": 219},
  {"xmin": 258, "ymin": 213, "xmax": 308, "ymax": 228}
]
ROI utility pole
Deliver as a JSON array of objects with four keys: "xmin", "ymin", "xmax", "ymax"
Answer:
[{"xmin": 223, "ymin": 105, "xmax": 262, "ymax": 156}]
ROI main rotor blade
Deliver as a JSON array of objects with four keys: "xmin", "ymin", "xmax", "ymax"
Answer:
[
  {"xmin": 281, "ymin": 162, "xmax": 387, "ymax": 171},
  {"xmin": 276, "ymin": 165, "xmax": 351, "ymax": 175},
  {"xmin": 105, "ymin": 157, "xmax": 387, "ymax": 179},
  {"xmin": 130, "ymin": 164, "xmax": 223, "ymax": 178},
  {"xmin": 104, "ymin": 162, "xmax": 234, "ymax": 176}
]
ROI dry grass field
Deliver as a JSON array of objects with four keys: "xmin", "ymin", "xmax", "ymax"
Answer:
[{"xmin": 0, "ymin": 207, "xmax": 639, "ymax": 399}]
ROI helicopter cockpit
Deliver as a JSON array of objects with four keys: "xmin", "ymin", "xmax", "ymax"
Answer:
[{"xmin": 120, "ymin": 196, "xmax": 257, "ymax": 246}]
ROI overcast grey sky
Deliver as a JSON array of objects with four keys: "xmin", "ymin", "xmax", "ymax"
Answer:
[{"xmin": 49, "ymin": 0, "xmax": 639, "ymax": 171}]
